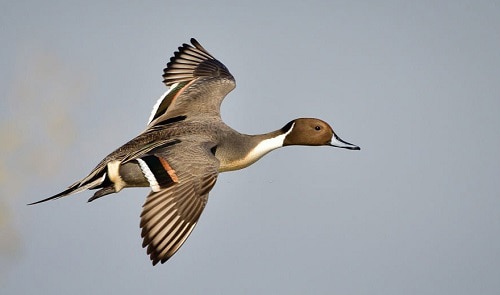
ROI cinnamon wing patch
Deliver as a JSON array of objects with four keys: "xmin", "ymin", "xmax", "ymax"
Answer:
[{"xmin": 137, "ymin": 155, "xmax": 179, "ymax": 192}]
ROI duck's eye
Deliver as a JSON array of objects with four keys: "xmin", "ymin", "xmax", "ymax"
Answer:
[{"xmin": 314, "ymin": 126, "xmax": 321, "ymax": 131}]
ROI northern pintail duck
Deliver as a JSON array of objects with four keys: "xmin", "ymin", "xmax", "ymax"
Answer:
[{"xmin": 30, "ymin": 38, "xmax": 360, "ymax": 265}]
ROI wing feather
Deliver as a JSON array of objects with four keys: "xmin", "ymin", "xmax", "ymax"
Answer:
[
  {"xmin": 148, "ymin": 38, "xmax": 236, "ymax": 126},
  {"xmin": 139, "ymin": 142, "xmax": 219, "ymax": 265}
]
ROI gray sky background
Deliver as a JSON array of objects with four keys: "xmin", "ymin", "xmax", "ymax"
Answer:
[{"xmin": 1, "ymin": 1, "xmax": 499, "ymax": 294}]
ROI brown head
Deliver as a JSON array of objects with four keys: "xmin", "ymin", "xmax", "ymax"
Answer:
[{"xmin": 282, "ymin": 118, "xmax": 360, "ymax": 150}]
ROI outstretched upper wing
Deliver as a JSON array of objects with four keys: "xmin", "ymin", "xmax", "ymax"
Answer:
[
  {"xmin": 139, "ymin": 140, "xmax": 219, "ymax": 265},
  {"xmin": 147, "ymin": 38, "xmax": 236, "ymax": 126}
]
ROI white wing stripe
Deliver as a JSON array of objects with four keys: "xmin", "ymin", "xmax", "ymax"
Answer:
[
  {"xmin": 147, "ymin": 83, "xmax": 179, "ymax": 124},
  {"xmin": 137, "ymin": 158, "xmax": 161, "ymax": 192}
]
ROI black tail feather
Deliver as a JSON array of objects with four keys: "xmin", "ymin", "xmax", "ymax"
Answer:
[
  {"xmin": 28, "ymin": 171, "xmax": 108, "ymax": 205},
  {"xmin": 27, "ymin": 184, "xmax": 80, "ymax": 205}
]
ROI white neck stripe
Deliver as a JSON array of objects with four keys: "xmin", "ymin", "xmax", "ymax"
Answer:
[{"xmin": 246, "ymin": 122, "xmax": 295, "ymax": 162}]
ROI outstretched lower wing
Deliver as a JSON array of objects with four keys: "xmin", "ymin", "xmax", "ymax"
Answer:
[{"xmin": 139, "ymin": 140, "xmax": 219, "ymax": 265}]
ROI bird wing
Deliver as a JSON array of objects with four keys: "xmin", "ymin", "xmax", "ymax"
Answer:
[
  {"xmin": 147, "ymin": 38, "xmax": 236, "ymax": 126},
  {"xmin": 138, "ymin": 140, "xmax": 219, "ymax": 265}
]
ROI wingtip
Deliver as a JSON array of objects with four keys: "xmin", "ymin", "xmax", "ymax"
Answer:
[
  {"xmin": 190, "ymin": 38, "xmax": 208, "ymax": 53},
  {"xmin": 150, "ymin": 253, "xmax": 166, "ymax": 266},
  {"xmin": 190, "ymin": 37, "xmax": 202, "ymax": 48}
]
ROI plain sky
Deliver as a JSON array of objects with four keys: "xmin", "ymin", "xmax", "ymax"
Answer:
[{"xmin": 1, "ymin": 1, "xmax": 500, "ymax": 294}]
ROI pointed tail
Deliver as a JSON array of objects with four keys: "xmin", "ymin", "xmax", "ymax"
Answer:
[{"xmin": 28, "ymin": 174, "xmax": 106, "ymax": 205}]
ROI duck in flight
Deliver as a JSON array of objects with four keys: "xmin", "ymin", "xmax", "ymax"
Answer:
[{"xmin": 29, "ymin": 38, "xmax": 360, "ymax": 265}]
